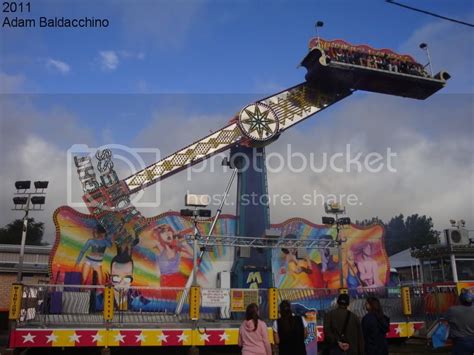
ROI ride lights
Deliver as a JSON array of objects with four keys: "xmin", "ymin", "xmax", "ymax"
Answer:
[
  {"xmin": 34, "ymin": 181, "xmax": 49, "ymax": 190},
  {"xmin": 419, "ymin": 42, "xmax": 433, "ymax": 76},
  {"xmin": 338, "ymin": 217, "xmax": 351, "ymax": 226},
  {"xmin": 12, "ymin": 197, "xmax": 28, "ymax": 206},
  {"xmin": 185, "ymin": 193, "xmax": 211, "ymax": 208},
  {"xmin": 324, "ymin": 202, "xmax": 346, "ymax": 214},
  {"xmin": 180, "ymin": 209, "xmax": 211, "ymax": 218},
  {"xmin": 31, "ymin": 196, "xmax": 46, "ymax": 205},
  {"xmin": 322, "ymin": 216, "xmax": 335, "ymax": 225},
  {"xmin": 15, "ymin": 181, "xmax": 31, "ymax": 191},
  {"xmin": 315, "ymin": 20, "xmax": 324, "ymax": 47}
]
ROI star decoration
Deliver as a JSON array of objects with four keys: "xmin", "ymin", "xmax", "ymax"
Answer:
[
  {"xmin": 199, "ymin": 333, "xmax": 210, "ymax": 342},
  {"xmin": 22, "ymin": 333, "xmax": 36, "ymax": 343},
  {"xmin": 241, "ymin": 104, "xmax": 277, "ymax": 139},
  {"xmin": 395, "ymin": 325, "xmax": 402, "ymax": 335},
  {"xmin": 46, "ymin": 334, "xmax": 58, "ymax": 343},
  {"xmin": 114, "ymin": 333, "xmax": 125, "ymax": 343},
  {"xmin": 92, "ymin": 333, "xmax": 103, "ymax": 343},
  {"xmin": 135, "ymin": 333, "xmax": 146, "ymax": 342},
  {"xmin": 177, "ymin": 332, "xmax": 188, "ymax": 342},
  {"xmin": 158, "ymin": 333, "xmax": 168, "ymax": 343},
  {"xmin": 316, "ymin": 329, "xmax": 323, "ymax": 340},
  {"xmin": 69, "ymin": 333, "xmax": 82, "ymax": 343},
  {"xmin": 219, "ymin": 332, "xmax": 229, "ymax": 341}
]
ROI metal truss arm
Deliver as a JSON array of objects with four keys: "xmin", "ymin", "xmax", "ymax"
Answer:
[
  {"xmin": 193, "ymin": 235, "xmax": 338, "ymax": 249},
  {"xmin": 124, "ymin": 83, "xmax": 353, "ymax": 194}
]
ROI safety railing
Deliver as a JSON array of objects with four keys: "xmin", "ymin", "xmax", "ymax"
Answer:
[
  {"xmin": 410, "ymin": 283, "xmax": 458, "ymax": 327},
  {"xmin": 10, "ymin": 283, "xmax": 458, "ymax": 330}
]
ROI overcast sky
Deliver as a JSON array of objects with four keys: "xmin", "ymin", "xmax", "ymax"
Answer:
[{"xmin": 1, "ymin": 0, "xmax": 473, "ymax": 243}]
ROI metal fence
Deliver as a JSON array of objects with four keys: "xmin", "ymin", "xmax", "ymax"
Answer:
[
  {"xmin": 410, "ymin": 284, "xmax": 458, "ymax": 327},
  {"xmin": 14, "ymin": 284, "xmax": 458, "ymax": 329}
]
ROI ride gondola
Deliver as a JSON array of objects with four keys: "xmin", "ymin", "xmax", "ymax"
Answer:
[{"xmin": 301, "ymin": 38, "xmax": 450, "ymax": 100}]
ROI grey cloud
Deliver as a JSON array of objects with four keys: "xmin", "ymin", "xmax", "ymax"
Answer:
[
  {"xmin": 0, "ymin": 72, "xmax": 26, "ymax": 94},
  {"xmin": 128, "ymin": 91, "xmax": 472, "ymax": 234},
  {"xmin": 0, "ymin": 96, "xmax": 96, "ymax": 242},
  {"xmin": 399, "ymin": 18, "xmax": 474, "ymax": 93}
]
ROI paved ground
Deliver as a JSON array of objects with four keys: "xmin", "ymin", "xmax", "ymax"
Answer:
[
  {"xmin": 0, "ymin": 337, "xmax": 451, "ymax": 355},
  {"xmin": 0, "ymin": 342, "xmax": 452, "ymax": 355}
]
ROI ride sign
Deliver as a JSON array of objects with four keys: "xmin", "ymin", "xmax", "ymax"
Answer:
[
  {"xmin": 201, "ymin": 289, "xmax": 230, "ymax": 308},
  {"xmin": 201, "ymin": 288, "xmax": 230, "ymax": 307}
]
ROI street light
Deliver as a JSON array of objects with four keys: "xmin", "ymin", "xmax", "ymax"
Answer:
[{"xmin": 12, "ymin": 180, "xmax": 48, "ymax": 282}]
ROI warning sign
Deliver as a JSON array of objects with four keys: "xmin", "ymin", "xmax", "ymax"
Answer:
[{"xmin": 201, "ymin": 289, "xmax": 230, "ymax": 308}]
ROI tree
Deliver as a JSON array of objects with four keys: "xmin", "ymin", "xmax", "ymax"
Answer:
[
  {"xmin": 355, "ymin": 217, "xmax": 382, "ymax": 226},
  {"xmin": 0, "ymin": 218, "xmax": 47, "ymax": 246},
  {"xmin": 384, "ymin": 214, "xmax": 438, "ymax": 256}
]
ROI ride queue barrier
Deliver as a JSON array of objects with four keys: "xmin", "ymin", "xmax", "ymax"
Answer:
[
  {"xmin": 9, "ymin": 284, "xmax": 417, "ymax": 325},
  {"xmin": 10, "ymin": 283, "xmax": 452, "ymax": 349},
  {"xmin": 9, "ymin": 284, "xmax": 425, "ymax": 327}
]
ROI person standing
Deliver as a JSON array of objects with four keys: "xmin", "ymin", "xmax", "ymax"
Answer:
[
  {"xmin": 361, "ymin": 297, "xmax": 389, "ymax": 355},
  {"xmin": 238, "ymin": 303, "xmax": 272, "ymax": 355},
  {"xmin": 323, "ymin": 293, "xmax": 364, "ymax": 355},
  {"xmin": 272, "ymin": 300, "xmax": 307, "ymax": 355},
  {"xmin": 446, "ymin": 289, "xmax": 474, "ymax": 355}
]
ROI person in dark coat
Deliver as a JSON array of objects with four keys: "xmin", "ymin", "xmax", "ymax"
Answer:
[
  {"xmin": 272, "ymin": 300, "xmax": 307, "ymax": 355},
  {"xmin": 361, "ymin": 297, "xmax": 390, "ymax": 355},
  {"xmin": 323, "ymin": 293, "xmax": 364, "ymax": 355},
  {"xmin": 446, "ymin": 289, "xmax": 474, "ymax": 355}
]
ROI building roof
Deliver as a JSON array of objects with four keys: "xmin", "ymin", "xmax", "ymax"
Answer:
[
  {"xmin": 0, "ymin": 244, "xmax": 52, "ymax": 254},
  {"xmin": 0, "ymin": 244, "xmax": 51, "ymax": 274},
  {"xmin": 389, "ymin": 248, "xmax": 420, "ymax": 268},
  {"xmin": 411, "ymin": 244, "xmax": 474, "ymax": 258}
]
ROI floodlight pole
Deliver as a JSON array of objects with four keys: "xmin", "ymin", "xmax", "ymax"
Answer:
[
  {"xmin": 17, "ymin": 200, "xmax": 30, "ymax": 282},
  {"xmin": 192, "ymin": 211, "xmax": 200, "ymax": 287},
  {"xmin": 335, "ymin": 212, "xmax": 344, "ymax": 288},
  {"xmin": 324, "ymin": 203, "xmax": 349, "ymax": 289},
  {"xmin": 176, "ymin": 167, "xmax": 237, "ymax": 315},
  {"xmin": 199, "ymin": 167, "xmax": 238, "ymax": 259},
  {"xmin": 13, "ymin": 182, "xmax": 47, "ymax": 282}
]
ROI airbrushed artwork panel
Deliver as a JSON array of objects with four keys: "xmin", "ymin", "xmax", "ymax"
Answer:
[{"xmin": 51, "ymin": 208, "xmax": 388, "ymax": 311}]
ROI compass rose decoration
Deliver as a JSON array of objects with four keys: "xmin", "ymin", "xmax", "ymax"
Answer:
[{"xmin": 238, "ymin": 102, "xmax": 280, "ymax": 141}]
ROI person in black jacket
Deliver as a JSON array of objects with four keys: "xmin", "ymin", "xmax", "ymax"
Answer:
[
  {"xmin": 361, "ymin": 296, "xmax": 390, "ymax": 355},
  {"xmin": 272, "ymin": 300, "xmax": 307, "ymax": 355},
  {"xmin": 323, "ymin": 293, "xmax": 363, "ymax": 355}
]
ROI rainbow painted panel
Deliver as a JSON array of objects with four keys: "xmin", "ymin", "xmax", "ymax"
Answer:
[
  {"xmin": 271, "ymin": 218, "xmax": 388, "ymax": 289},
  {"xmin": 51, "ymin": 207, "xmax": 388, "ymax": 311},
  {"xmin": 51, "ymin": 207, "xmax": 235, "ymax": 311}
]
